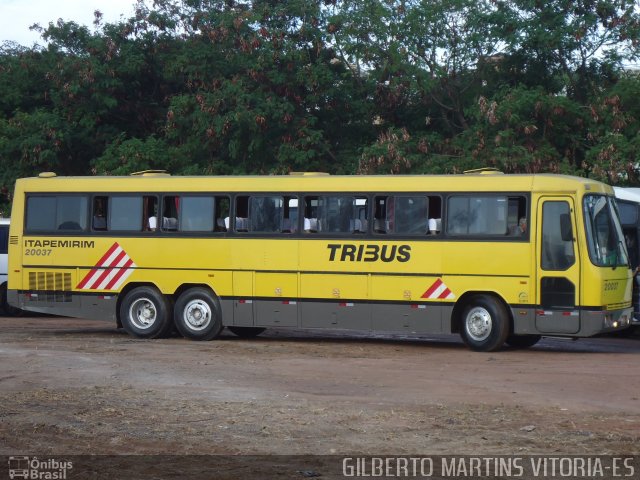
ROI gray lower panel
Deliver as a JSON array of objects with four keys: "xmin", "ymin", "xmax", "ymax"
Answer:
[
  {"xmin": 372, "ymin": 304, "xmax": 443, "ymax": 333},
  {"xmin": 232, "ymin": 299, "xmax": 254, "ymax": 326},
  {"xmin": 17, "ymin": 289, "xmax": 624, "ymax": 339},
  {"xmin": 510, "ymin": 307, "xmax": 537, "ymax": 335},
  {"xmin": 10, "ymin": 290, "xmax": 116, "ymax": 322},
  {"xmin": 535, "ymin": 312, "xmax": 580, "ymax": 334},
  {"xmin": 255, "ymin": 300, "xmax": 298, "ymax": 327},
  {"xmin": 300, "ymin": 302, "xmax": 371, "ymax": 330},
  {"xmin": 220, "ymin": 299, "xmax": 234, "ymax": 326}
]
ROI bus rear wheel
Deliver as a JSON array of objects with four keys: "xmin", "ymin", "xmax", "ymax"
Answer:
[
  {"xmin": 460, "ymin": 295, "xmax": 510, "ymax": 352},
  {"xmin": 228, "ymin": 326, "xmax": 266, "ymax": 338},
  {"xmin": 120, "ymin": 286, "xmax": 172, "ymax": 339},
  {"xmin": 174, "ymin": 288, "xmax": 223, "ymax": 340}
]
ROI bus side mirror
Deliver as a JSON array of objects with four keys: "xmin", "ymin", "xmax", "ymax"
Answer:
[{"xmin": 560, "ymin": 213, "xmax": 573, "ymax": 241}]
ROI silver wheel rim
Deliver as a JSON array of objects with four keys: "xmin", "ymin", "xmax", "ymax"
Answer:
[
  {"xmin": 465, "ymin": 306, "xmax": 492, "ymax": 342},
  {"xmin": 182, "ymin": 299, "xmax": 212, "ymax": 331},
  {"xmin": 129, "ymin": 297, "xmax": 158, "ymax": 330}
]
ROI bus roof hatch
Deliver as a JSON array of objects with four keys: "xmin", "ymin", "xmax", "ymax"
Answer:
[
  {"xmin": 130, "ymin": 170, "xmax": 171, "ymax": 177},
  {"xmin": 463, "ymin": 168, "xmax": 503, "ymax": 175}
]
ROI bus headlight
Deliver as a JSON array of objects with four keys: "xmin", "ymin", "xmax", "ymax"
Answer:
[
  {"xmin": 603, "ymin": 314, "xmax": 614, "ymax": 328},
  {"xmin": 604, "ymin": 314, "xmax": 629, "ymax": 329}
]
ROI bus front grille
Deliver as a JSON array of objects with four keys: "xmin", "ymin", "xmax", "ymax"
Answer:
[{"xmin": 28, "ymin": 272, "xmax": 72, "ymax": 302}]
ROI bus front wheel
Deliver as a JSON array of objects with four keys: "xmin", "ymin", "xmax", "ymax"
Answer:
[
  {"xmin": 460, "ymin": 296, "xmax": 510, "ymax": 352},
  {"xmin": 120, "ymin": 286, "xmax": 173, "ymax": 339},
  {"xmin": 174, "ymin": 288, "xmax": 223, "ymax": 340}
]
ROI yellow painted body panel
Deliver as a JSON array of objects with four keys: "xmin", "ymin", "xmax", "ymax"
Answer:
[
  {"xmin": 255, "ymin": 272, "xmax": 298, "ymax": 298},
  {"xmin": 300, "ymin": 273, "xmax": 369, "ymax": 301},
  {"xmin": 12, "ymin": 232, "xmax": 537, "ymax": 303},
  {"xmin": 232, "ymin": 271, "xmax": 253, "ymax": 298},
  {"xmin": 7, "ymin": 172, "xmax": 632, "ymax": 319}
]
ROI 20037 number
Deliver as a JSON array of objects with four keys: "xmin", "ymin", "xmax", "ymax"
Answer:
[{"xmin": 25, "ymin": 248, "xmax": 53, "ymax": 256}]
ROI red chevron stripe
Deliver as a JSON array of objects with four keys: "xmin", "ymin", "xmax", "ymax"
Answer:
[
  {"xmin": 104, "ymin": 258, "xmax": 134, "ymax": 290},
  {"xmin": 421, "ymin": 278, "xmax": 443, "ymax": 298},
  {"xmin": 438, "ymin": 288, "xmax": 452, "ymax": 299},
  {"xmin": 76, "ymin": 242, "xmax": 121, "ymax": 289},
  {"xmin": 88, "ymin": 250, "xmax": 127, "ymax": 289}
]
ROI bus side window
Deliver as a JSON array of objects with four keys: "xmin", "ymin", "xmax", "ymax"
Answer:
[
  {"xmin": 374, "ymin": 195, "xmax": 439, "ymax": 235},
  {"xmin": 162, "ymin": 196, "xmax": 179, "ymax": 231},
  {"xmin": 304, "ymin": 197, "xmax": 319, "ymax": 233},
  {"xmin": 234, "ymin": 196, "xmax": 249, "ymax": 232},
  {"xmin": 507, "ymin": 196, "xmax": 528, "ymax": 238},
  {"xmin": 92, "ymin": 196, "xmax": 108, "ymax": 231},
  {"xmin": 282, "ymin": 196, "xmax": 298, "ymax": 233},
  {"xmin": 180, "ymin": 196, "xmax": 215, "ymax": 232},
  {"xmin": 108, "ymin": 196, "xmax": 146, "ymax": 231},
  {"xmin": 373, "ymin": 196, "xmax": 388, "ymax": 233},
  {"xmin": 215, "ymin": 196, "xmax": 230, "ymax": 232},
  {"xmin": 447, "ymin": 195, "xmax": 511, "ymax": 236},
  {"xmin": 315, "ymin": 195, "xmax": 365, "ymax": 234},
  {"xmin": 427, "ymin": 195, "xmax": 442, "ymax": 235},
  {"xmin": 248, "ymin": 196, "xmax": 283, "ymax": 233},
  {"xmin": 320, "ymin": 196, "xmax": 352, "ymax": 233},
  {"xmin": 394, "ymin": 196, "xmax": 428, "ymax": 234},
  {"xmin": 143, "ymin": 196, "xmax": 159, "ymax": 231},
  {"xmin": 47, "ymin": 196, "xmax": 89, "ymax": 232},
  {"xmin": 354, "ymin": 197, "xmax": 368, "ymax": 233}
]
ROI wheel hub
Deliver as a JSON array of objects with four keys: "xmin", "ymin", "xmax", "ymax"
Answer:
[
  {"xmin": 466, "ymin": 306, "xmax": 492, "ymax": 341},
  {"xmin": 130, "ymin": 298, "xmax": 157, "ymax": 329},
  {"xmin": 184, "ymin": 300, "xmax": 212, "ymax": 330}
]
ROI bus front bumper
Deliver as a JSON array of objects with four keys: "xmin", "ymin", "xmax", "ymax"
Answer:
[{"xmin": 581, "ymin": 307, "xmax": 633, "ymax": 336}]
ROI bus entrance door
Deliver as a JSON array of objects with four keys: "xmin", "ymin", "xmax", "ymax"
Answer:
[{"xmin": 535, "ymin": 197, "xmax": 581, "ymax": 334}]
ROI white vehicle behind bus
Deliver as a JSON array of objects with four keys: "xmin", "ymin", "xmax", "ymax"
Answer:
[
  {"xmin": 0, "ymin": 217, "xmax": 21, "ymax": 316},
  {"xmin": 0, "ymin": 217, "xmax": 10, "ymax": 313}
]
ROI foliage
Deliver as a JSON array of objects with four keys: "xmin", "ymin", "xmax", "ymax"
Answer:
[
  {"xmin": 586, "ymin": 75, "xmax": 640, "ymax": 184},
  {"xmin": 0, "ymin": 0, "xmax": 640, "ymax": 214}
]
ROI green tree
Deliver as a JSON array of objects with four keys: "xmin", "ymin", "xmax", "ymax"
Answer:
[
  {"xmin": 491, "ymin": 0, "xmax": 640, "ymax": 100},
  {"xmin": 586, "ymin": 75, "xmax": 640, "ymax": 184},
  {"xmin": 151, "ymin": 0, "xmax": 372, "ymax": 174},
  {"xmin": 1, "ymin": 0, "xmax": 640, "ymax": 191},
  {"xmin": 460, "ymin": 0, "xmax": 640, "ymax": 175}
]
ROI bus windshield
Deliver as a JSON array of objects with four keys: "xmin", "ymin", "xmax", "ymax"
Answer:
[{"xmin": 583, "ymin": 195, "xmax": 628, "ymax": 268}]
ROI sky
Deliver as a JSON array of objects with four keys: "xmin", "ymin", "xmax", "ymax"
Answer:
[{"xmin": 0, "ymin": 0, "xmax": 137, "ymax": 46}]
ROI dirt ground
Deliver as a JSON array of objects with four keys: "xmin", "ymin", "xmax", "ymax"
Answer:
[{"xmin": 0, "ymin": 316, "xmax": 639, "ymax": 476}]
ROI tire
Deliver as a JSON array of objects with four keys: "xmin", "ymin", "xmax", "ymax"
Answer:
[
  {"xmin": 505, "ymin": 334, "xmax": 541, "ymax": 349},
  {"xmin": 1, "ymin": 283, "xmax": 23, "ymax": 317},
  {"xmin": 174, "ymin": 287, "xmax": 223, "ymax": 340},
  {"xmin": 0, "ymin": 283, "xmax": 7, "ymax": 316},
  {"xmin": 228, "ymin": 326, "xmax": 266, "ymax": 338},
  {"xmin": 119, "ymin": 286, "xmax": 173, "ymax": 339},
  {"xmin": 459, "ymin": 295, "xmax": 510, "ymax": 352}
]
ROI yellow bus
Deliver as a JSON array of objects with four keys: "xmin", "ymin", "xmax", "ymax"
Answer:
[{"xmin": 7, "ymin": 170, "xmax": 634, "ymax": 351}]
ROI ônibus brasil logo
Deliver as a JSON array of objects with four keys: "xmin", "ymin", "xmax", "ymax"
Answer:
[{"xmin": 8, "ymin": 456, "xmax": 72, "ymax": 479}]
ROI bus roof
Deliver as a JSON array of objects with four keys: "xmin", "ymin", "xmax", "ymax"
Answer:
[{"xmin": 15, "ymin": 172, "xmax": 613, "ymax": 195}]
